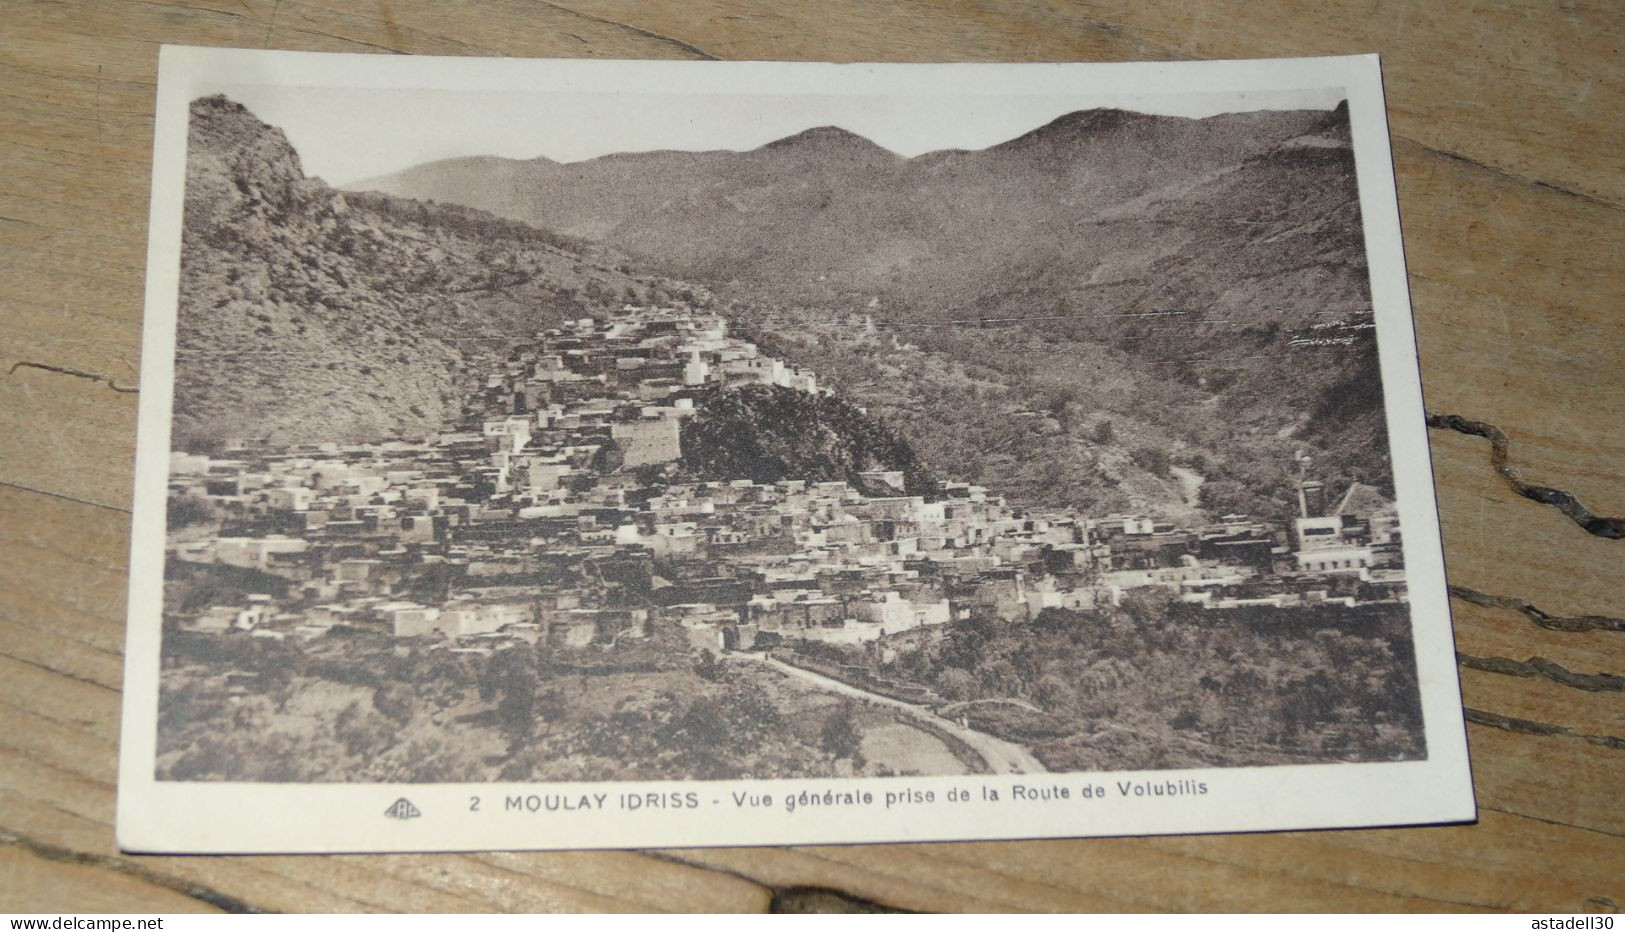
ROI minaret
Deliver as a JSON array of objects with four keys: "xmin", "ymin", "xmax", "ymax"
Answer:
[
  {"xmin": 1298, "ymin": 480, "xmax": 1326, "ymax": 519},
  {"xmin": 1294, "ymin": 451, "xmax": 1325, "ymax": 518}
]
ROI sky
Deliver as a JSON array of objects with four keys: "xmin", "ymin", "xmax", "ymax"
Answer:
[{"xmin": 211, "ymin": 83, "xmax": 1347, "ymax": 188}]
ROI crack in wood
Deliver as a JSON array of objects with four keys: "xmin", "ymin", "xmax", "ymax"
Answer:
[
  {"xmin": 0, "ymin": 689, "xmax": 110, "ymax": 734},
  {"xmin": 1425, "ymin": 146, "xmax": 1622, "ymax": 212},
  {"xmin": 0, "ymin": 827, "xmax": 270, "ymax": 913},
  {"xmin": 643, "ymin": 850, "xmax": 912, "ymax": 912},
  {"xmin": 8, "ymin": 361, "xmax": 138, "ymax": 394},
  {"xmin": 1449, "ymin": 585, "xmax": 1625, "ymax": 634},
  {"xmin": 273, "ymin": 24, "xmax": 407, "ymax": 55},
  {"xmin": 1457, "ymin": 651, "xmax": 1623, "ymax": 692},
  {"xmin": 524, "ymin": 1, "xmax": 720, "ymax": 59},
  {"xmin": 771, "ymin": 884, "xmax": 915, "ymax": 913},
  {"xmin": 0, "ymin": 480, "xmax": 131, "ymax": 515},
  {"xmin": 1427, "ymin": 413, "xmax": 1625, "ymax": 539},
  {"xmin": 1478, "ymin": 803, "xmax": 1625, "ymax": 841},
  {"xmin": 0, "ymin": 649, "xmax": 121, "ymax": 693},
  {"xmin": 784, "ymin": 843, "xmax": 1082, "ymax": 912},
  {"xmin": 1118, "ymin": 836, "xmax": 1503, "ymax": 910},
  {"xmin": 450, "ymin": 852, "xmax": 656, "ymax": 913},
  {"xmin": 1464, "ymin": 708, "xmax": 1625, "ymax": 751}
]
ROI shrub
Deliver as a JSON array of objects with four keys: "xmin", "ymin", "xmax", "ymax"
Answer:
[
  {"xmin": 819, "ymin": 705, "xmax": 865, "ymax": 765},
  {"xmin": 167, "ymin": 493, "xmax": 216, "ymax": 528},
  {"xmin": 1130, "ymin": 446, "xmax": 1172, "ymax": 479}
]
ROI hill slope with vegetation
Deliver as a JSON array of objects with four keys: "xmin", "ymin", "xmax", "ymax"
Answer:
[
  {"xmin": 360, "ymin": 102, "xmax": 1394, "ymax": 520},
  {"xmin": 678, "ymin": 384, "xmax": 942, "ymax": 498},
  {"xmin": 174, "ymin": 96, "xmax": 708, "ymax": 450}
]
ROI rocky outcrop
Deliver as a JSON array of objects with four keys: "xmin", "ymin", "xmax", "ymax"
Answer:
[
  {"xmin": 679, "ymin": 384, "xmax": 941, "ymax": 498},
  {"xmin": 173, "ymin": 96, "xmax": 695, "ymax": 450}
]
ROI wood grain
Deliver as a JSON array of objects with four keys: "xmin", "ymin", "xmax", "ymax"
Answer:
[{"xmin": 1, "ymin": 0, "xmax": 1619, "ymax": 913}]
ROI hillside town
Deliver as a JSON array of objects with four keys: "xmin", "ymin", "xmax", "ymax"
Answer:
[{"xmin": 165, "ymin": 305, "xmax": 1407, "ymax": 658}]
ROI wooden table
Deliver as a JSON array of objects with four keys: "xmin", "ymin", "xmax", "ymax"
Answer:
[{"xmin": 2, "ymin": 0, "xmax": 1620, "ymax": 913}]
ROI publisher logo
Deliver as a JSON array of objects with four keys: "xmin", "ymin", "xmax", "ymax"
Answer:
[{"xmin": 384, "ymin": 797, "xmax": 422, "ymax": 820}]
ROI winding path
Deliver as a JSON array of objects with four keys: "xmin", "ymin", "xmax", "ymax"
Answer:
[{"xmin": 740, "ymin": 653, "xmax": 1047, "ymax": 774}]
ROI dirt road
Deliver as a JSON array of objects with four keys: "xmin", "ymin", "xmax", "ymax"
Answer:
[{"xmin": 743, "ymin": 653, "xmax": 1047, "ymax": 774}]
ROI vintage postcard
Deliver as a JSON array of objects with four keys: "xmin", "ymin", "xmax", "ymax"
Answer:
[{"xmin": 118, "ymin": 47, "xmax": 1475, "ymax": 853}]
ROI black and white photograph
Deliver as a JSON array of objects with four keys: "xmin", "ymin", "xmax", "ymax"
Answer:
[{"xmin": 118, "ymin": 50, "xmax": 1473, "ymax": 852}]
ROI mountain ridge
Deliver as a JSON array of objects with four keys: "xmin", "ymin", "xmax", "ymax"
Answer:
[
  {"xmin": 349, "ymin": 103, "xmax": 1361, "ymax": 327},
  {"xmin": 185, "ymin": 94, "xmax": 1391, "ymax": 523},
  {"xmin": 344, "ymin": 99, "xmax": 1389, "ymax": 520}
]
